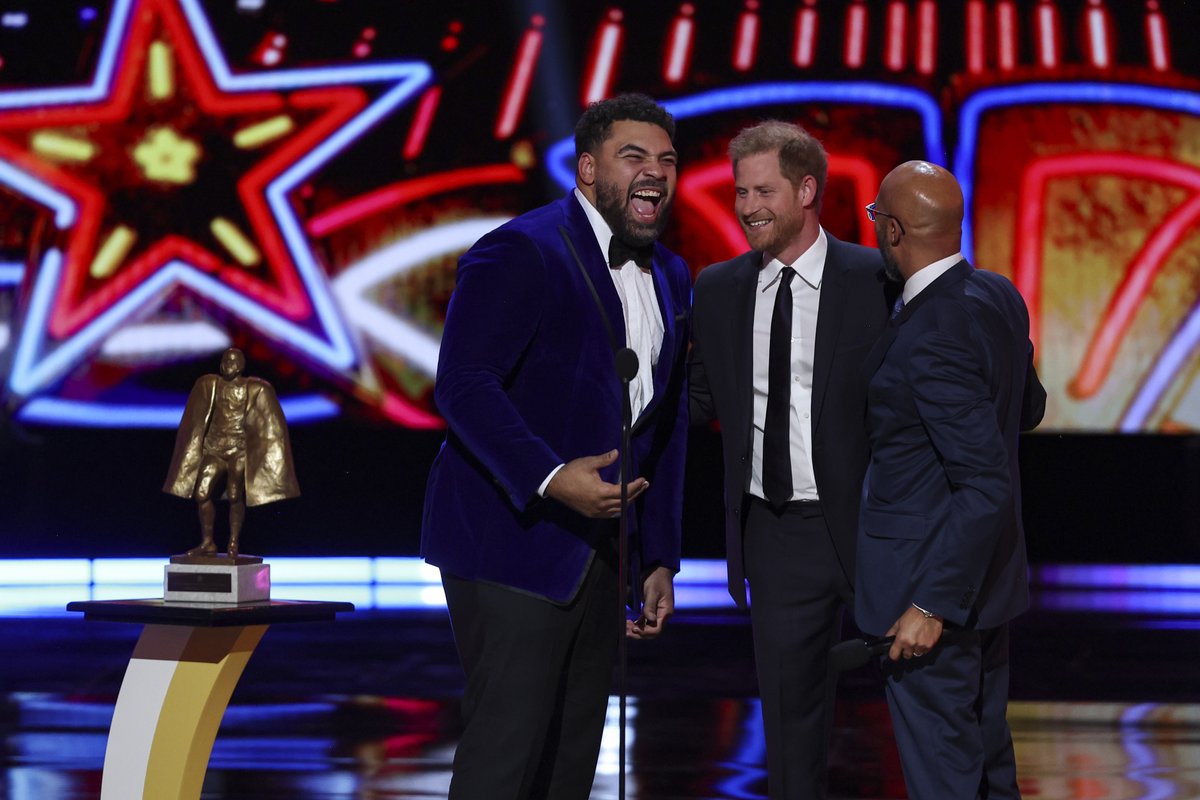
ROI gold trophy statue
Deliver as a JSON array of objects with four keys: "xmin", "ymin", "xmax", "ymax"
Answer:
[{"xmin": 162, "ymin": 347, "xmax": 299, "ymax": 602}]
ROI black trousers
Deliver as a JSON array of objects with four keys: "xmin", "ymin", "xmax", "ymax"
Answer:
[
  {"xmin": 744, "ymin": 496, "xmax": 855, "ymax": 800},
  {"xmin": 441, "ymin": 543, "xmax": 620, "ymax": 800}
]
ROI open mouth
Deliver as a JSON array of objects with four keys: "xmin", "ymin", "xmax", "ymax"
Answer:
[
  {"xmin": 630, "ymin": 185, "xmax": 665, "ymax": 219},
  {"xmin": 744, "ymin": 217, "xmax": 772, "ymax": 230}
]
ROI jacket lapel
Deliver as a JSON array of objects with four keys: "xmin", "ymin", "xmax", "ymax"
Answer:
[
  {"xmin": 633, "ymin": 250, "xmax": 679, "ymax": 428},
  {"xmin": 732, "ymin": 253, "xmax": 760, "ymax": 469},
  {"xmin": 810, "ymin": 241, "xmax": 843, "ymax": 430},
  {"xmin": 861, "ymin": 259, "xmax": 973, "ymax": 381},
  {"xmin": 562, "ymin": 194, "xmax": 627, "ymax": 351}
]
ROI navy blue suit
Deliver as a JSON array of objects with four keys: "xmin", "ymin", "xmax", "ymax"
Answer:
[
  {"xmin": 421, "ymin": 192, "xmax": 690, "ymax": 798},
  {"xmin": 690, "ymin": 235, "xmax": 892, "ymax": 799},
  {"xmin": 856, "ymin": 261, "xmax": 1045, "ymax": 799}
]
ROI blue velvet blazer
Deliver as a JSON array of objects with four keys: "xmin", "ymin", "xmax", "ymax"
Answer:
[{"xmin": 421, "ymin": 193, "xmax": 691, "ymax": 603}]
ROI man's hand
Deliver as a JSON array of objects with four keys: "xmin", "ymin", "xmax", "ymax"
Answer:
[
  {"xmin": 626, "ymin": 566, "xmax": 674, "ymax": 640},
  {"xmin": 545, "ymin": 449, "xmax": 648, "ymax": 518},
  {"xmin": 886, "ymin": 605, "xmax": 944, "ymax": 661}
]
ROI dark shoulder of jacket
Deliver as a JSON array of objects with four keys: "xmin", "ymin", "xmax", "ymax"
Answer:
[
  {"xmin": 694, "ymin": 252, "xmax": 751, "ymax": 291},
  {"xmin": 923, "ymin": 290, "xmax": 979, "ymax": 337},
  {"xmin": 827, "ymin": 234, "xmax": 884, "ymax": 273},
  {"xmin": 469, "ymin": 196, "xmax": 568, "ymax": 249},
  {"xmin": 459, "ymin": 209, "xmax": 554, "ymax": 276}
]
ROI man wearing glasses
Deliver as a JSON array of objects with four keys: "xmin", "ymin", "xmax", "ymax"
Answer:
[
  {"xmin": 857, "ymin": 161, "xmax": 1045, "ymax": 799},
  {"xmin": 689, "ymin": 121, "xmax": 895, "ymax": 799}
]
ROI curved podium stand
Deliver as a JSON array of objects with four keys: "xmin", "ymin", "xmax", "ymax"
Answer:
[{"xmin": 67, "ymin": 598, "xmax": 354, "ymax": 800}]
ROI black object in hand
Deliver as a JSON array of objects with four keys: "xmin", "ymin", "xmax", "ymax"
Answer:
[{"xmin": 829, "ymin": 636, "xmax": 895, "ymax": 671}]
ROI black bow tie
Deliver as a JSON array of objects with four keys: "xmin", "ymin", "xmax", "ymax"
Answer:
[{"xmin": 608, "ymin": 237, "xmax": 654, "ymax": 270}]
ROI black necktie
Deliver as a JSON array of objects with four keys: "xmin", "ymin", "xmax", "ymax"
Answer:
[
  {"xmin": 609, "ymin": 237, "xmax": 653, "ymax": 270},
  {"xmin": 763, "ymin": 267, "xmax": 796, "ymax": 508}
]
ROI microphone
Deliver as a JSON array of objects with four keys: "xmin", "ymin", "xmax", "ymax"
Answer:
[
  {"xmin": 615, "ymin": 347, "xmax": 639, "ymax": 383},
  {"xmin": 613, "ymin": 346, "xmax": 640, "ymax": 800},
  {"xmin": 829, "ymin": 636, "xmax": 895, "ymax": 671}
]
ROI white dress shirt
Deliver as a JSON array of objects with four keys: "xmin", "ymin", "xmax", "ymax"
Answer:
[
  {"xmin": 749, "ymin": 228, "xmax": 827, "ymax": 503},
  {"xmin": 538, "ymin": 190, "xmax": 665, "ymax": 496},
  {"xmin": 903, "ymin": 252, "xmax": 963, "ymax": 304}
]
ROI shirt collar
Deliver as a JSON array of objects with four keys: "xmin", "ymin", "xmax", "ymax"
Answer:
[
  {"xmin": 903, "ymin": 251, "xmax": 963, "ymax": 303},
  {"xmin": 760, "ymin": 227, "xmax": 827, "ymax": 290},
  {"xmin": 574, "ymin": 187, "xmax": 613, "ymax": 257}
]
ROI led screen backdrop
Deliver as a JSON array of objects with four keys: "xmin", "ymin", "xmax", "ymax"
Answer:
[{"xmin": 0, "ymin": 0, "xmax": 1196, "ymax": 434}]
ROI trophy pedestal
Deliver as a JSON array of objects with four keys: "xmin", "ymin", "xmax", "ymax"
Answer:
[
  {"xmin": 164, "ymin": 555, "xmax": 270, "ymax": 603},
  {"xmin": 67, "ymin": 598, "xmax": 354, "ymax": 800}
]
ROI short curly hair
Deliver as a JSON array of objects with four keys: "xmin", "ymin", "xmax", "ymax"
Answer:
[
  {"xmin": 574, "ymin": 94, "xmax": 676, "ymax": 159},
  {"xmin": 728, "ymin": 120, "xmax": 827, "ymax": 207}
]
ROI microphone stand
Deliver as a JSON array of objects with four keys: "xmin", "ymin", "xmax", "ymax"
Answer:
[{"xmin": 614, "ymin": 347, "xmax": 639, "ymax": 800}]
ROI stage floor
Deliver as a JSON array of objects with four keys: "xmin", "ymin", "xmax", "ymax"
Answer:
[{"xmin": 3, "ymin": 601, "xmax": 1199, "ymax": 799}]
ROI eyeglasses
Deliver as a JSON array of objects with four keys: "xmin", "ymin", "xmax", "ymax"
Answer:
[{"xmin": 865, "ymin": 203, "xmax": 906, "ymax": 236}]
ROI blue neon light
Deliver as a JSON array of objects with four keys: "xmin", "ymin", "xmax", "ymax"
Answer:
[
  {"xmin": 547, "ymin": 82, "xmax": 944, "ymax": 191},
  {"xmin": 0, "ymin": 260, "xmax": 24, "ymax": 285},
  {"xmin": 17, "ymin": 393, "xmax": 338, "ymax": 427},
  {"xmin": 1034, "ymin": 563, "xmax": 1200, "ymax": 590},
  {"xmin": 1120, "ymin": 299, "xmax": 1200, "ymax": 431},
  {"xmin": 10, "ymin": 249, "xmax": 65, "ymax": 396},
  {"xmin": 12, "ymin": 258, "xmax": 378, "ymax": 400},
  {"xmin": 1119, "ymin": 703, "xmax": 1175, "ymax": 800},
  {"xmin": 0, "ymin": 0, "xmax": 132, "ymax": 111},
  {"xmin": 716, "ymin": 698, "xmax": 768, "ymax": 800},
  {"xmin": 953, "ymin": 83, "xmax": 1200, "ymax": 262},
  {"xmin": 0, "ymin": 160, "xmax": 77, "ymax": 227}
]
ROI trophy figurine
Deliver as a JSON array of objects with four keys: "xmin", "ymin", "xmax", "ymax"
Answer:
[{"xmin": 161, "ymin": 347, "xmax": 299, "ymax": 602}]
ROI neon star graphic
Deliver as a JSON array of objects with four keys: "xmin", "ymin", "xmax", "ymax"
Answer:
[{"xmin": 0, "ymin": 0, "xmax": 430, "ymax": 399}]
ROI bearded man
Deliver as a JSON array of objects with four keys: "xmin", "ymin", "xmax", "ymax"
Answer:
[
  {"xmin": 421, "ymin": 94, "xmax": 691, "ymax": 800},
  {"xmin": 689, "ymin": 121, "xmax": 894, "ymax": 799}
]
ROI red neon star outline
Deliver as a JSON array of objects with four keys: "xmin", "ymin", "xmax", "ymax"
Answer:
[{"xmin": 0, "ymin": 0, "xmax": 367, "ymax": 339}]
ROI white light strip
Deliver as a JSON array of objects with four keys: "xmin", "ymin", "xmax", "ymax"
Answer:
[
  {"xmin": 92, "ymin": 584, "xmax": 161, "ymax": 602},
  {"xmin": 268, "ymin": 557, "xmax": 373, "ymax": 584},
  {"xmin": 0, "ymin": 558, "xmax": 91, "ymax": 585},
  {"xmin": 4, "ymin": 558, "xmax": 1198, "ymax": 618},
  {"xmin": 267, "ymin": 584, "xmax": 373, "ymax": 606},
  {"xmin": 100, "ymin": 321, "xmax": 230, "ymax": 359},
  {"xmin": 374, "ymin": 557, "xmax": 442, "ymax": 583},
  {"xmin": 92, "ymin": 558, "xmax": 162, "ymax": 584}
]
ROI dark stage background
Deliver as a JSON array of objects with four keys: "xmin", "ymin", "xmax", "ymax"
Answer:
[
  {"xmin": 2, "ymin": 424, "xmax": 1199, "ymax": 565},
  {"xmin": 0, "ymin": 0, "xmax": 1198, "ymax": 562}
]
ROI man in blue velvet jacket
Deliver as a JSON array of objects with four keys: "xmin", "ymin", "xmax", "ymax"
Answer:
[
  {"xmin": 857, "ymin": 161, "xmax": 1046, "ymax": 799},
  {"xmin": 421, "ymin": 94, "xmax": 691, "ymax": 799}
]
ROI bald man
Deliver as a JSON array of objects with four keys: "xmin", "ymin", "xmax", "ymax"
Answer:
[{"xmin": 856, "ymin": 161, "xmax": 1045, "ymax": 799}]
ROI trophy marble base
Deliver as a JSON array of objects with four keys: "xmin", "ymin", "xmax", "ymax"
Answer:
[{"xmin": 164, "ymin": 554, "xmax": 270, "ymax": 603}]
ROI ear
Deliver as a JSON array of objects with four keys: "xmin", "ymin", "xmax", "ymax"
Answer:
[
  {"xmin": 799, "ymin": 174, "xmax": 818, "ymax": 209},
  {"xmin": 577, "ymin": 152, "xmax": 596, "ymax": 187}
]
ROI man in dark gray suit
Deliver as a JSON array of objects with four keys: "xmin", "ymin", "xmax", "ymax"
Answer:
[{"xmin": 689, "ymin": 121, "xmax": 894, "ymax": 799}]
